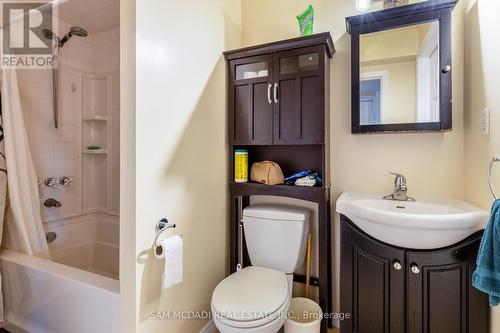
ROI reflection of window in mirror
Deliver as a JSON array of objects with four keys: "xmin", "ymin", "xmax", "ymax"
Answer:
[{"xmin": 360, "ymin": 21, "xmax": 439, "ymax": 125}]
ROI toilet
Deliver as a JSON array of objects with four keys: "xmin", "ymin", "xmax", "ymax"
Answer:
[{"xmin": 211, "ymin": 204, "xmax": 310, "ymax": 333}]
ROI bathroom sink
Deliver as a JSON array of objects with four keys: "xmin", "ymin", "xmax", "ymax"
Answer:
[{"xmin": 336, "ymin": 193, "xmax": 489, "ymax": 249}]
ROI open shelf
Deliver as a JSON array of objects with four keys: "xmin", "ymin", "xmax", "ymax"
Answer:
[{"xmin": 230, "ymin": 181, "xmax": 328, "ymax": 202}]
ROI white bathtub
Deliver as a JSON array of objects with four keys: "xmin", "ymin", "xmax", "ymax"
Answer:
[{"xmin": 0, "ymin": 214, "xmax": 119, "ymax": 333}]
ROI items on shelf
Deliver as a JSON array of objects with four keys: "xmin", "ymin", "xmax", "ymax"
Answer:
[
  {"xmin": 297, "ymin": 5, "xmax": 314, "ymax": 36},
  {"xmin": 285, "ymin": 170, "xmax": 322, "ymax": 187},
  {"xmin": 86, "ymin": 145, "xmax": 101, "ymax": 150},
  {"xmin": 250, "ymin": 161, "xmax": 284, "ymax": 185},
  {"xmin": 242, "ymin": 70, "xmax": 268, "ymax": 79},
  {"xmin": 234, "ymin": 149, "xmax": 249, "ymax": 183}
]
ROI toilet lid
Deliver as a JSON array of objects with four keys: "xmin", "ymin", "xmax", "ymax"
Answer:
[{"xmin": 211, "ymin": 266, "xmax": 288, "ymax": 322}]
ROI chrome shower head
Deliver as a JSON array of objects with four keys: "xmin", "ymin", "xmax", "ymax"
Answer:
[
  {"xmin": 69, "ymin": 26, "xmax": 88, "ymax": 37},
  {"xmin": 42, "ymin": 28, "xmax": 58, "ymax": 41},
  {"xmin": 58, "ymin": 26, "xmax": 88, "ymax": 47}
]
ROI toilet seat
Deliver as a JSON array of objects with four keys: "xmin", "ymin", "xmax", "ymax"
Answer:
[{"xmin": 211, "ymin": 266, "xmax": 290, "ymax": 328}]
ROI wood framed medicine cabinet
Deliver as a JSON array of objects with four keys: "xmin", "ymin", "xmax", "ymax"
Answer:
[{"xmin": 346, "ymin": 0, "xmax": 458, "ymax": 134}]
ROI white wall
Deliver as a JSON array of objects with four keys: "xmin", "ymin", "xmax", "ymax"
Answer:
[
  {"xmin": 119, "ymin": 0, "xmax": 136, "ymax": 330},
  {"xmin": 121, "ymin": 0, "xmax": 241, "ymax": 331}
]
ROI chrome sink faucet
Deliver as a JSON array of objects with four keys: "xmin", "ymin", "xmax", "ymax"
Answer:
[{"xmin": 383, "ymin": 172, "xmax": 415, "ymax": 201}]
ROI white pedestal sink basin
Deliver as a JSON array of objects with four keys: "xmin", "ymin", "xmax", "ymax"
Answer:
[{"xmin": 336, "ymin": 193, "xmax": 489, "ymax": 249}]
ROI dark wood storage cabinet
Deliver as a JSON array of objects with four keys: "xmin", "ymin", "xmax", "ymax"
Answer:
[
  {"xmin": 230, "ymin": 54, "xmax": 274, "ymax": 145},
  {"xmin": 227, "ymin": 34, "xmax": 333, "ymax": 146},
  {"xmin": 273, "ymin": 46, "xmax": 326, "ymax": 145},
  {"xmin": 340, "ymin": 216, "xmax": 489, "ymax": 333},
  {"xmin": 224, "ymin": 34, "xmax": 335, "ymax": 333}
]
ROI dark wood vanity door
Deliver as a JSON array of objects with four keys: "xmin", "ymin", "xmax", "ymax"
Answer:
[
  {"xmin": 229, "ymin": 55, "xmax": 274, "ymax": 145},
  {"xmin": 406, "ymin": 234, "xmax": 488, "ymax": 333},
  {"xmin": 273, "ymin": 46, "xmax": 325, "ymax": 145},
  {"xmin": 341, "ymin": 218, "xmax": 405, "ymax": 333}
]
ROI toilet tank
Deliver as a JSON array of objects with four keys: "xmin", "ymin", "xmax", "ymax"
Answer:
[{"xmin": 242, "ymin": 204, "xmax": 310, "ymax": 273}]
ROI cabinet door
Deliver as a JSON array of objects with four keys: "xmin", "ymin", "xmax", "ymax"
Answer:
[
  {"xmin": 406, "ymin": 233, "xmax": 488, "ymax": 333},
  {"xmin": 229, "ymin": 55, "xmax": 274, "ymax": 145},
  {"xmin": 341, "ymin": 218, "xmax": 406, "ymax": 333},
  {"xmin": 273, "ymin": 46, "xmax": 325, "ymax": 144}
]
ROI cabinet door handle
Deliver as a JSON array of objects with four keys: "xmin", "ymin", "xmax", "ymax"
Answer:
[
  {"xmin": 273, "ymin": 82, "xmax": 279, "ymax": 103},
  {"xmin": 393, "ymin": 261, "xmax": 402, "ymax": 271},
  {"xmin": 411, "ymin": 264, "xmax": 420, "ymax": 274},
  {"xmin": 267, "ymin": 83, "xmax": 272, "ymax": 104}
]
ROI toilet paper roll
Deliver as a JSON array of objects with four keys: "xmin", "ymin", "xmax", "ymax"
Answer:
[
  {"xmin": 154, "ymin": 236, "xmax": 183, "ymax": 289},
  {"xmin": 154, "ymin": 242, "xmax": 166, "ymax": 259}
]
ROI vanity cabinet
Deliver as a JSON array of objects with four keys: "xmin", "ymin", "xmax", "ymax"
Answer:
[
  {"xmin": 341, "ymin": 218, "xmax": 405, "ymax": 333},
  {"xmin": 406, "ymin": 242, "xmax": 489, "ymax": 333},
  {"xmin": 340, "ymin": 216, "xmax": 489, "ymax": 333},
  {"xmin": 227, "ymin": 34, "xmax": 332, "ymax": 145}
]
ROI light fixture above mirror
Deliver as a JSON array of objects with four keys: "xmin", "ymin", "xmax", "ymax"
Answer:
[
  {"xmin": 355, "ymin": 0, "xmax": 410, "ymax": 12},
  {"xmin": 355, "ymin": 0, "xmax": 370, "ymax": 12}
]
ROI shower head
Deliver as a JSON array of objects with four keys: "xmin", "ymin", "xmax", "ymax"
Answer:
[
  {"xmin": 69, "ymin": 26, "xmax": 88, "ymax": 37},
  {"xmin": 58, "ymin": 26, "xmax": 88, "ymax": 47},
  {"xmin": 42, "ymin": 28, "xmax": 58, "ymax": 41}
]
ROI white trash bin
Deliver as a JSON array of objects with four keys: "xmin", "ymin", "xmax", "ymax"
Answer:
[{"xmin": 284, "ymin": 297, "xmax": 323, "ymax": 333}]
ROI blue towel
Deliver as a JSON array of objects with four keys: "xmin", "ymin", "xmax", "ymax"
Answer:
[{"xmin": 472, "ymin": 199, "xmax": 500, "ymax": 306}]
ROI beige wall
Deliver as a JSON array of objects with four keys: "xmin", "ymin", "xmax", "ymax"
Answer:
[
  {"xmin": 120, "ymin": 0, "xmax": 136, "ymax": 331},
  {"xmin": 362, "ymin": 61, "xmax": 417, "ymax": 123},
  {"xmin": 361, "ymin": 27, "xmax": 420, "ymax": 62},
  {"xmin": 121, "ymin": 0, "xmax": 241, "ymax": 332},
  {"xmin": 360, "ymin": 25, "xmax": 431, "ymax": 124},
  {"xmin": 463, "ymin": 0, "xmax": 500, "ymax": 329},
  {"xmin": 119, "ymin": 0, "xmax": 500, "ymax": 331},
  {"xmin": 241, "ymin": 0, "xmax": 465, "ymax": 321}
]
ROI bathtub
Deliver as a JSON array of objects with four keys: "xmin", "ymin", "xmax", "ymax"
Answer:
[{"xmin": 0, "ymin": 214, "xmax": 119, "ymax": 333}]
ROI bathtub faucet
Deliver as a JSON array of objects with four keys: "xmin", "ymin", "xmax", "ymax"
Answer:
[{"xmin": 44, "ymin": 198, "xmax": 61, "ymax": 208}]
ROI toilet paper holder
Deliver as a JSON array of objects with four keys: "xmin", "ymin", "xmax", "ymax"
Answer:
[{"xmin": 154, "ymin": 218, "xmax": 182, "ymax": 257}]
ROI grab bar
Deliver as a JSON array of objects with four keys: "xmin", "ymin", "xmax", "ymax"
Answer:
[{"xmin": 488, "ymin": 156, "xmax": 500, "ymax": 200}]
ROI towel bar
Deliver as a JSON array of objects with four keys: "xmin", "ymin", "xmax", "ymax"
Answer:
[{"xmin": 488, "ymin": 156, "xmax": 500, "ymax": 200}]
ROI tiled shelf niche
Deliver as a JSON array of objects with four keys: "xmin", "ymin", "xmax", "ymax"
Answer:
[{"xmin": 82, "ymin": 73, "xmax": 116, "ymax": 214}]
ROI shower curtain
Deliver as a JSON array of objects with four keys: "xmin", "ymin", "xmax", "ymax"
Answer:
[
  {"xmin": 1, "ymin": 68, "xmax": 49, "ymax": 259},
  {"xmin": 0, "ymin": 91, "xmax": 5, "ymax": 323}
]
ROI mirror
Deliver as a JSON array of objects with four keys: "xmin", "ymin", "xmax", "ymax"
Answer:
[
  {"xmin": 360, "ymin": 22, "xmax": 439, "ymax": 125},
  {"xmin": 346, "ymin": 0, "xmax": 457, "ymax": 133}
]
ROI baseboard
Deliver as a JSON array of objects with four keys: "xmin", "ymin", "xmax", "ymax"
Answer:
[{"xmin": 199, "ymin": 319, "xmax": 216, "ymax": 333}]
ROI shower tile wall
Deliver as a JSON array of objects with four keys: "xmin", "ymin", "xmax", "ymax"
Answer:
[{"xmin": 18, "ymin": 20, "xmax": 120, "ymax": 222}]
